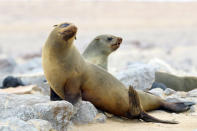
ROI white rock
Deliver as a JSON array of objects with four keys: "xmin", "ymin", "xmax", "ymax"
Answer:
[
  {"xmin": 114, "ymin": 63, "xmax": 156, "ymax": 91},
  {"xmin": 164, "ymin": 88, "xmax": 176, "ymax": 96},
  {"xmin": 0, "ymin": 93, "xmax": 73, "ymax": 131},
  {"xmin": 14, "ymin": 58, "xmax": 43, "ymax": 74},
  {"xmin": 27, "ymin": 119, "xmax": 55, "ymax": 131},
  {"xmin": 71, "ymin": 101, "xmax": 98, "ymax": 124},
  {"xmin": 187, "ymin": 89, "xmax": 197, "ymax": 97},
  {"xmin": 0, "ymin": 55, "xmax": 16, "ymax": 77},
  {"xmin": 148, "ymin": 88, "xmax": 165, "ymax": 98},
  {"xmin": 0, "ymin": 117, "xmax": 38, "ymax": 131}
]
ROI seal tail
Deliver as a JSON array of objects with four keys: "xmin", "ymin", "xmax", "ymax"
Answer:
[{"xmin": 128, "ymin": 86, "xmax": 178, "ymax": 124}]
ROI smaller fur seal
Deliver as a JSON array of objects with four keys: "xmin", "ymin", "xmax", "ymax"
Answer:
[
  {"xmin": 43, "ymin": 22, "xmax": 194, "ymax": 124},
  {"xmin": 83, "ymin": 35, "xmax": 122, "ymax": 70},
  {"xmin": 82, "ymin": 35, "xmax": 197, "ymax": 92}
]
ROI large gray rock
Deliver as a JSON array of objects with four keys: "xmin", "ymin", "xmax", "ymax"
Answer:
[
  {"xmin": 17, "ymin": 73, "xmax": 50, "ymax": 95},
  {"xmin": 0, "ymin": 55, "xmax": 16, "ymax": 77},
  {"xmin": 71, "ymin": 101, "xmax": 106, "ymax": 124},
  {"xmin": 148, "ymin": 88, "xmax": 165, "ymax": 98},
  {"xmin": 14, "ymin": 57, "xmax": 42, "ymax": 74},
  {"xmin": 114, "ymin": 63, "xmax": 156, "ymax": 91},
  {"xmin": 0, "ymin": 93, "xmax": 73, "ymax": 131},
  {"xmin": 0, "ymin": 117, "xmax": 37, "ymax": 131},
  {"xmin": 187, "ymin": 89, "xmax": 197, "ymax": 97},
  {"xmin": 0, "ymin": 117, "xmax": 56, "ymax": 131},
  {"xmin": 27, "ymin": 119, "xmax": 56, "ymax": 131}
]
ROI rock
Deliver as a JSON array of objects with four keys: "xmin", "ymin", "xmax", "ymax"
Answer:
[
  {"xmin": 0, "ymin": 55, "xmax": 16, "ymax": 77},
  {"xmin": 187, "ymin": 89, "xmax": 197, "ymax": 97},
  {"xmin": 0, "ymin": 93, "xmax": 73, "ymax": 131},
  {"xmin": 27, "ymin": 119, "xmax": 56, "ymax": 131},
  {"xmin": 0, "ymin": 117, "xmax": 38, "ymax": 131},
  {"xmin": 14, "ymin": 57, "xmax": 42, "ymax": 74},
  {"xmin": 1, "ymin": 76, "xmax": 24, "ymax": 89},
  {"xmin": 148, "ymin": 58, "xmax": 177, "ymax": 74},
  {"xmin": 17, "ymin": 73, "xmax": 50, "ymax": 95},
  {"xmin": 164, "ymin": 88, "xmax": 176, "ymax": 96},
  {"xmin": 0, "ymin": 74, "xmax": 50, "ymax": 95},
  {"xmin": 94, "ymin": 113, "xmax": 107, "ymax": 123},
  {"xmin": 188, "ymin": 106, "xmax": 196, "ymax": 113},
  {"xmin": 0, "ymin": 85, "xmax": 41, "ymax": 94},
  {"xmin": 33, "ymin": 101, "xmax": 73, "ymax": 131},
  {"xmin": 0, "ymin": 117, "xmax": 56, "ymax": 131},
  {"xmin": 71, "ymin": 101, "xmax": 98, "ymax": 124},
  {"xmin": 114, "ymin": 63, "xmax": 156, "ymax": 91},
  {"xmin": 150, "ymin": 82, "xmax": 168, "ymax": 90},
  {"xmin": 0, "ymin": 93, "xmax": 49, "ymax": 109},
  {"xmin": 148, "ymin": 88, "xmax": 165, "ymax": 98}
]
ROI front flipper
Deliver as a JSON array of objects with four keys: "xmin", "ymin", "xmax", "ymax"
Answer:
[
  {"xmin": 64, "ymin": 78, "xmax": 82, "ymax": 105},
  {"xmin": 50, "ymin": 87, "xmax": 63, "ymax": 101},
  {"xmin": 128, "ymin": 86, "xmax": 178, "ymax": 124}
]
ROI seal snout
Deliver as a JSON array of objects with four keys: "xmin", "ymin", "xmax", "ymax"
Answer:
[
  {"xmin": 117, "ymin": 37, "xmax": 122, "ymax": 45},
  {"xmin": 61, "ymin": 25, "xmax": 78, "ymax": 41},
  {"xmin": 111, "ymin": 37, "xmax": 122, "ymax": 50}
]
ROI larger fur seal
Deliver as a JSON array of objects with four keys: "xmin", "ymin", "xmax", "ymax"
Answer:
[{"xmin": 42, "ymin": 22, "xmax": 194, "ymax": 124}]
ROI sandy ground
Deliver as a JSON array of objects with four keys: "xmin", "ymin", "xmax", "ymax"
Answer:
[
  {"xmin": 71, "ymin": 110, "xmax": 197, "ymax": 131},
  {"xmin": 1, "ymin": 0, "xmax": 197, "ymax": 130}
]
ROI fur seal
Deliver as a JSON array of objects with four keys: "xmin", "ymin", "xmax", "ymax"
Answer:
[
  {"xmin": 83, "ymin": 34, "xmax": 122, "ymax": 70},
  {"xmin": 42, "ymin": 22, "xmax": 194, "ymax": 124},
  {"xmin": 82, "ymin": 35, "xmax": 197, "ymax": 92}
]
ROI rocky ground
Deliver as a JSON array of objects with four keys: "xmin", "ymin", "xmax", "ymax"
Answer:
[{"xmin": 1, "ymin": 0, "xmax": 197, "ymax": 131}]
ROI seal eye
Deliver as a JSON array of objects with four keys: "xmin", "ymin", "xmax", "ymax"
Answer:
[
  {"xmin": 59, "ymin": 23, "xmax": 70, "ymax": 28},
  {"xmin": 107, "ymin": 37, "xmax": 113, "ymax": 41}
]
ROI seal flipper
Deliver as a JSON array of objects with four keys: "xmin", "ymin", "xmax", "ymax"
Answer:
[
  {"xmin": 128, "ymin": 86, "xmax": 178, "ymax": 124},
  {"xmin": 50, "ymin": 87, "xmax": 63, "ymax": 101},
  {"xmin": 161, "ymin": 101, "xmax": 195, "ymax": 113}
]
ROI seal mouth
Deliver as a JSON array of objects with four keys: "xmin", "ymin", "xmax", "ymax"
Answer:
[
  {"xmin": 60, "ymin": 25, "xmax": 78, "ymax": 41},
  {"xmin": 111, "ymin": 37, "xmax": 122, "ymax": 50}
]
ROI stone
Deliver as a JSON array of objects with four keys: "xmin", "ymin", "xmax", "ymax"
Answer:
[
  {"xmin": 17, "ymin": 74, "xmax": 50, "ymax": 95},
  {"xmin": 187, "ymin": 89, "xmax": 197, "ymax": 97},
  {"xmin": 0, "ymin": 117, "xmax": 37, "ymax": 131},
  {"xmin": 0, "ymin": 117, "xmax": 57, "ymax": 131},
  {"xmin": 148, "ymin": 88, "xmax": 165, "ymax": 98},
  {"xmin": 27, "ymin": 119, "xmax": 56, "ymax": 131},
  {"xmin": 0, "ymin": 55, "xmax": 16, "ymax": 77},
  {"xmin": 94, "ymin": 113, "xmax": 107, "ymax": 123},
  {"xmin": 114, "ymin": 63, "xmax": 156, "ymax": 91},
  {"xmin": 71, "ymin": 101, "xmax": 98, "ymax": 124},
  {"xmin": 164, "ymin": 88, "xmax": 176, "ymax": 96},
  {"xmin": 14, "ymin": 57, "xmax": 42, "ymax": 74},
  {"xmin": 0, "ymin": 93, "xmax": 73, "ymax": 131}
]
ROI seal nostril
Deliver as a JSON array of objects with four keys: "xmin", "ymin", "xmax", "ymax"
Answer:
[{"xmin": 59, "ymin": 23, "xmax": 70, "ymax": 28}]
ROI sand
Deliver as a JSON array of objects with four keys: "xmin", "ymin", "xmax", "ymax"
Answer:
[{"xmin": 71, "ymin": 110, "xmax": 197, "ymax": 131}]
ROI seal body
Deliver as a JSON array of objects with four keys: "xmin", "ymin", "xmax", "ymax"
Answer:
[{"xmin": 42, "ymin": 22, "xmax": 194, "ymax": 124}]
